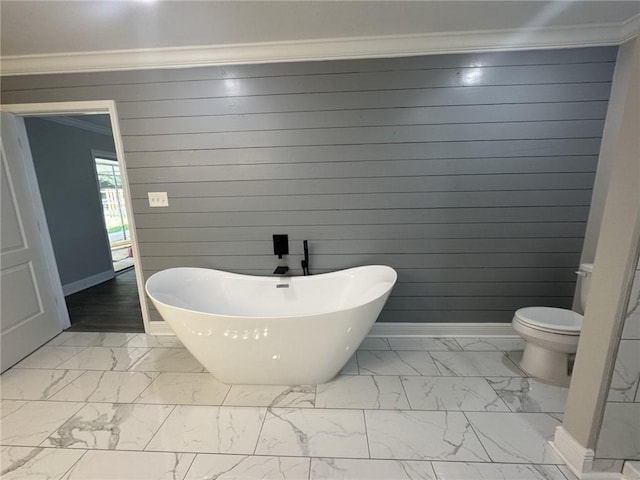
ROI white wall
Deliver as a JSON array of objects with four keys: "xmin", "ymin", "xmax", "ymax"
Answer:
[{"xmin": 559, "ymin": 37, "xmax": 640, "ymax": 469}]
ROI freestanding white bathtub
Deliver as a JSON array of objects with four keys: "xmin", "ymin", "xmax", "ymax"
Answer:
[{"xmin": 145, "ymin": 265, "xmax": 396, "ymax": 385}]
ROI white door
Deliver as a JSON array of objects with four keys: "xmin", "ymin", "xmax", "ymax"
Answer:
[{"xmin": 1, "ymin": 112, "xmax": 65, "ymax": 372}]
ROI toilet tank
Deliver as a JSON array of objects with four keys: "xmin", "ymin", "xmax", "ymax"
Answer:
[{"xmin": 578, "ymin": 263, "xmax": 594, "ymax": 312}]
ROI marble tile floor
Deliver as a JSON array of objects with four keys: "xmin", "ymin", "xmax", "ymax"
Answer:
[{"xmin": 0, "ymin": 332, "xmax": 577, "ymax": 480}]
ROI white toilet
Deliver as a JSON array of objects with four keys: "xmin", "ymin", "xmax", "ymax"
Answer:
[{"xmin": 512, "ymin": 263, "xmax": 593, "ymax": 385}]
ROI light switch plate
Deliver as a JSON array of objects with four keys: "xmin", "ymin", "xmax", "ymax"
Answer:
[{"xmin": 148, "ymin": 191, "xmax": 169, "ymax": 207}]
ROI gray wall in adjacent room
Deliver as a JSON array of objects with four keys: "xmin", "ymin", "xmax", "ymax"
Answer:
[
  {"xmin": 24, "ymin": 117, "xmax": 115, "ymax": 290},
  {"xmin": 3, "ymin": 47, "xmax": 616, "ymax": 323}
]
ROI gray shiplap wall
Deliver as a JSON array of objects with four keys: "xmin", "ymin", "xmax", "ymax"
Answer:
[{"xmin": 1, "ymin": 47, "xmax": 616, "ymax": 323}]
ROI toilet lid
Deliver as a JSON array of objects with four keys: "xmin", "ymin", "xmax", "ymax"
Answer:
[{"xmin": 515, "ymin": 307, "xmax": 582, "ymax": 333}]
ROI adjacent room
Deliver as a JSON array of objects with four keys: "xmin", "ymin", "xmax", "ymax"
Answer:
[{"xmin": 21, "ymin": 114, "xmax": 144, "ymax": 332}]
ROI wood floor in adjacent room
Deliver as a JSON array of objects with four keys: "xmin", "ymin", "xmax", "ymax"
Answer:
[{"xmin": 64, "ymin": 268, "xmax": 144, "ymax": 333}]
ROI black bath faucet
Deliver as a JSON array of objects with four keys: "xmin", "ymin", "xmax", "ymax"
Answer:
[{"xmin": 273, "ymin": 266, "xmax": 289, "ymax": 275}]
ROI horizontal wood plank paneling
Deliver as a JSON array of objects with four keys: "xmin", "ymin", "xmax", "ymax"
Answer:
[
  {"xmin": 133, "ymin": 207, "xmax": 590, "ymax": 228},
  {"xmin": 124, "ymin": 142, "xmax": 601, "ymax": 167},
  {"xmin": 114, "ymin": 84, "xmax": 613, "ymax": 119},
  {"xmin": 122, "ymin": 120, "xmax": 604, "ymax": 152},
  {"xmin": 131, "ymin": 190, "xmax": 593, "ymax": 213},
  {"xmin": 119, "ymin": 102, "xmax": 609, "ymax": 136},
  {"xmin": 392, "ymin": 282, "xmax": 577, "ymax": 297},
  {"xmin": 2, "ymin": 47, "xmax": 616, "ymax": 324},
  {"xmin": 140, "ymin": 253, "xmax": 581, "ymax": 271},
  {"xmin": 2, "ymin": 47, "xmax": 616, "ymax": 91},
  {"xmin": 127, "ymin": 157, "xmax": 598, "ymax": 183},
  {"xmin": 2, "ymin": 64, "xmax": 616, "ymax": 104},
  {"xmin": 137, "ymin": 238, "xmax": 584, "ymax": 256},
  {"xmin": 129, "ymin": 173, "xmax": 596, "ymax": 199},
  {"xmin": 135, "ymin": 223, "xmax": 588, "ymax": 243}
]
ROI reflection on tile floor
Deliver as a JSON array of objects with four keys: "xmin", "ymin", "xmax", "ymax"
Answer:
[{"xmin": 0, "ymin": 332, "xmax": 574, "ymax": 479}]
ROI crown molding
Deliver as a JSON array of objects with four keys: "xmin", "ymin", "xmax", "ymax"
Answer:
[
  {"xmin": 620, "ymin": 13, "xmax": 640, "ymax": 43},
  {"xmin": 42, "ymin": 115, "xmax": 112, "ymax": 136},
  {"xmin": 3, "ymin": 15, "xmax": 638, "ymax": 77}
]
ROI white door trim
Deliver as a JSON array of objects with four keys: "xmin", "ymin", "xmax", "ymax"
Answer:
[{"xmin": 0, "ymin": 101, "xmax": 150, "ymax": 332}]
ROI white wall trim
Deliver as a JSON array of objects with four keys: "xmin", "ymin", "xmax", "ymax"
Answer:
[
  {"xmin": 1, "ymin": 15, "xmax": 638, "ymax": 76},
  {"xmin": 62, "ymin": 270, "xmax": 114, "ymax": 296},
  {"xmin": 147, "ymin": 321, "xmax": 174, "ymax": 336},
  {"xmin": 148, "ymin": 321, "xmax": 518, "ymax": 337},
  {"xmin": 553, "ymin": 426, "xmax": 597, "ymax": 478},
  {"xmin": 369, "ymin": 322, "xmax": 518, "ymax": 337},
  {"xmin": 43, "ymin": 116, "xmax": 112, "ymax": 137}
]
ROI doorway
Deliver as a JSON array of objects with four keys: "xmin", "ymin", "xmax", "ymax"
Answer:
[
  {"xmin": 1, "ymin": 102, "xmax": 149, "ymax": 341},
  {"xmin": 23, "ymin": 114, "xmax": 142, "ymax": 332}
]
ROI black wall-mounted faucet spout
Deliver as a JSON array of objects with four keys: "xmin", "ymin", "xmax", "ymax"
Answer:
[{"xmin": 273, "ymin": 266, "xmax": 289, "ymax": 275}]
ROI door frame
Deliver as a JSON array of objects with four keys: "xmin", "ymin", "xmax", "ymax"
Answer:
[{"xmin": 0, "ymin": 101, "xmax": 150, "ymax": 331}]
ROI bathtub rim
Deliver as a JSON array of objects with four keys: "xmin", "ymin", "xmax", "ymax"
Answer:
[{"xmin": 145, "ymin": 264, "xmax": 397, "ymax": 321}]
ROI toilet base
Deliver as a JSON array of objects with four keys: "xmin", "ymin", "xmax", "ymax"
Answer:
[{"xmin": 519, "ymin": 342, "xmax": 572, "ymax": 386}]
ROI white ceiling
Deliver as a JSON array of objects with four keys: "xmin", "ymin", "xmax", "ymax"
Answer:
[
  {"xmin": 2, "ymin": 0, "xmax": 639, "ymax": 56},
  {"xmin": 1, "ymin": 1, "xmax": 638, "ymax": 76}
]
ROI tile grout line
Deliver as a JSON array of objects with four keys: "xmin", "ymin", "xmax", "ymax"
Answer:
[
  {"xmin": 251, "ymin": 406, "xmax": 270, "ymax": 456},
  {"xmin": 482, "ymin": 376, "xmax": 520, "ymax": 413},
  {"xmin": 426, "ymin": 350, "xmax": 446, "ymax": 376},
  {"xmin": 361, "ymin": 409, "xmax": 372, "ymax": 460},
  {"xmin": 0, "ymin": 399, "xmax": 29, "ymax": 419},
  {"xmin": 556, "ymin": 464, "xmax": 575, "ymax": 480},
  {"xmin": 503, "ymin": 351, "xmax": 528, "ymax": 376},
  {"xmin": 460, "ymin": 410, "xmax": 494, "ymax": 464},
  {"xmin": 0, "ymin": 444, "xmax": 575, "ymax": 469},
  {"xmin": 178, "ymin": 451, "xmax": 198, "ymax": 480},
  {"xmin": 4, "ymin": 387, "xmax": 558, "ymax": 413},
  {"xmin": 59, "ymin": 448, "xmax": 90, "ymax": 479},
  {"xmin": 218, "ymin": 379, "xmax": 233, "ymax": 407},
  {"xmin": 141, "ymin": 404, "xmax": 178, "ymax": 452},
  {"xmin": 45, "ymin": 370, "xmax": 91, "ymax": 402},
  {"xmin": 130, "ymin": 371, "xmax": 163, "ymax": 405}
]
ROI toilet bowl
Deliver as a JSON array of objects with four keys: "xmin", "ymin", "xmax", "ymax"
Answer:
[{"xmin": 512, "ymin": 263, "xmax": 593, "ymax": 385}]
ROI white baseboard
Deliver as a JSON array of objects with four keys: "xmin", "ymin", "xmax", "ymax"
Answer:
[
  {"xmin": 62, "ymin": 270, "xmax": 114, "ymax": 296},
  {"xmin": 368, "ymin": 322, "xmax": 517, "ymax": 337},
  {"xmin": 146, "ymin": 321, "xmax": 517, "ymax": 337},
  {"xmin": 553, "ymin": 426, "xmax": 597, "ymax": 478},
  {"xmin": 147, "ymin": 321, "xmax": 174, "ymax": 336}
]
